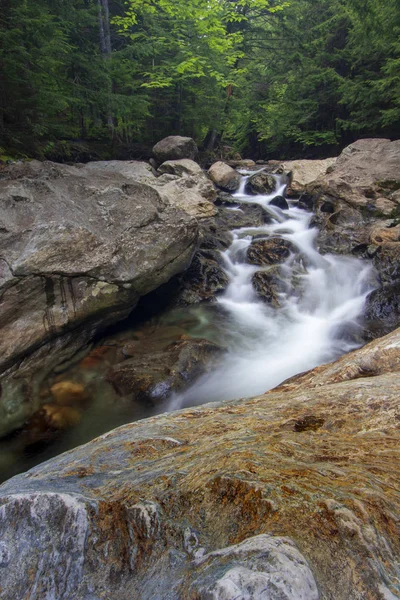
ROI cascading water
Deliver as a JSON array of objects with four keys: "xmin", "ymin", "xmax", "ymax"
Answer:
[{"xmin": 169, "ymin": 170, "xmax": 374, "ymax": 409}]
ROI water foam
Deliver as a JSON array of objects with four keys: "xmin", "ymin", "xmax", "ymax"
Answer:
[{"xmin": 169, "ymin": 172, "xmax": 374, "ymax": 409}]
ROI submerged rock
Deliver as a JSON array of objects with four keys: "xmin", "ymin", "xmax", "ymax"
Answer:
[
  {"xmin": 106, "ymin": 338, "xmax": 222, "ymax": 402},
  {"xmin": 0, "ymin": 328, "xmax": 399, "ymax": 599},
  {"xmin": 50, "ymin": 381, "xmax": 88, "ymax": 406}
]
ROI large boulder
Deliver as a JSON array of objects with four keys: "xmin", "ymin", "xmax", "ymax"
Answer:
[
  {"xmin": 208, "ymin": 161, "xmax": 241, "ymax": 192},
  {"xmin": 0, "ymin": 328, "xmax": 399, "ymax": 599},
  {"xmin": 86, "ymin": 158, "xmax": 217, "ymax": 209},
  {"xmin": 152, "ymin": 136, "xmax": 198, "ymax": 163},
  {"xmin": 276, "ymin": 157, "xmax": 337, "ymax": 194},
  {"xmin": 307, "ymin": 138, "xmax": 400, "ymax": 211},
  {"xmin": 0, "ymin": 160, "xmax": 201, "ymax": 436}
]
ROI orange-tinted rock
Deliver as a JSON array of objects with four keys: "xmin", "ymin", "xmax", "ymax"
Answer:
[
  {"xmin": 0, "ymin": 328, "xmax": 400, "ymax": 599},
  {"xmin": 42, "ymin": 404, "xmax": 82, "ymax": 429},
  {"xmin": 50, "ymin": 381, "xmax": 88, "ymax": 406}
]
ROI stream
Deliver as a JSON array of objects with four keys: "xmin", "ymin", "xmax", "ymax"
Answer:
[
  {"xmin": 169, "ymin": 172, "xmax": 373, "ymax": 409},
  {"xmin": 0, "ymin": 170, "xmax": 375, "ymax": 482}
]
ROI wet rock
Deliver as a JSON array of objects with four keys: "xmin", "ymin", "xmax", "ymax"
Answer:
[
  {"xmin": 363, "ymin": 282, "xmax": 400, "ymax": 340},
  {"xmin": 106, "ymin": 338, "xmax": 222, "ymax": 402},
  {"xmin": 245, "ymin": 171, "xmax": 275, "ymax": 195},
  {"xmin": 214, "ymin": 190, "xmax": 237, "ymax": 206},
  {"xmin": 217, "ymin": 203, "xmax": 266, "ymax": 230},
  {"xmin": 311, "ymin": 199, "xmax": 371, "ymax": 255},
  {"xmin": 171, "ymin": 200, "xmax": 269, "ymax": 307},
  {"xmin": 270, "ymin": 195, "xmax": 289, "ymax": 210},
  {"xmin": 0, "ymin": 329, "xmax": 400, "ymax": 599},
  {"xmin": 252, "ymin": 268, "xmax": 288, "ymax": 306},
  {"xmin": 208, "ymin": 162, "xmax": 241, "ymax": 192},
  {"xmin": 197, "ymin": 219, "xmax": 233, "ymax": 251},
  {"xmin": 152, "ymin": 136, "xmax": 198, "ymax": 162},
  {"xmin": 247, "ymin": 238, "xmax": 293, "ymax": 266},
  {"xmin": 372, "ymin": 243, "xmax": 400, "ymax": 285},
  {"xmin": 173, "ymin": 250, "xmax": 229, "ymax": 305},
  {"xmin": 297, "ymin": 193, "xmax": 316, "ymax": 211}
]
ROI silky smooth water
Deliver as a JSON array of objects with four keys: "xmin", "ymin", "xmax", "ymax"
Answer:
[{"xmin": 168, "ymin": 172, "xmax": 374, "ymax": 409}]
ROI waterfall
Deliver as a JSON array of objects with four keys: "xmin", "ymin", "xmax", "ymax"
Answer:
[{"xmin": 169, "ymin": 172, "xmax": 374, "ymax": 409}]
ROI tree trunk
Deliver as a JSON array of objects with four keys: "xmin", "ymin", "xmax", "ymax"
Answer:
[{"xmin": 97, "ymin": 0, "xmax": 114, "ymax": 134}]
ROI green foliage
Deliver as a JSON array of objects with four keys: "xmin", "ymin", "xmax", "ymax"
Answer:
[{"xmin": 0, "ymin": 0, "xmax": 399, "ymax": 159}]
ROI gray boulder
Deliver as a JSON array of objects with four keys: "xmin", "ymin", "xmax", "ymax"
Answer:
[
  {"xmin": 158, "ymin": 158, "xmax": 203, "ymax": 177},
  {"xmin": 307, "ymin": 138, "xmax": 400, "ymax": 211},
  {"xmin": 0, "ymin": 160, "xmax": 199, "ymax": 435},
  {"xmin": 208, "ymin": 161, "xmax": 241, "ymax": 192},
  {"xmin": 152, "ymin": 136, "xmax": 198, "ymax": 162}
]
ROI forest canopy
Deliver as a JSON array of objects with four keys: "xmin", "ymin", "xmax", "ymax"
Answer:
[{"xmin": 0, "ymin": 0, "xmax": 399, "ymax": 160}]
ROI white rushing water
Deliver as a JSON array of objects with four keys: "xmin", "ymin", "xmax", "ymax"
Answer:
[{"xmin": 169, "ymin": 171, "xmax": 374, "ymax": 409}]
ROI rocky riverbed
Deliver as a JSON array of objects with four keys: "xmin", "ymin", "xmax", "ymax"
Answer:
[{"xmin": 0, "ymin": 136, "xmax": 399, "ymax": 599}]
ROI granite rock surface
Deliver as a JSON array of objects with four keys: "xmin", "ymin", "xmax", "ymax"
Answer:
[{"xmin": 0, "ymin": 328, "xmax": 399, "ymax": 599}]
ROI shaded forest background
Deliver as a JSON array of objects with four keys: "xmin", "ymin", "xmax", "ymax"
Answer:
[{"xmin": 1, "ymin": 0, "xmax": 399, "ymax": 162}]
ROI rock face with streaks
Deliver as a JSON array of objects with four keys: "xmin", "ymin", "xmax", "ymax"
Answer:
[
  {"xmin": 0, "ymin": 328, "xmax": 399, "ymax": 600},
  {"xmin": 0, "ymin": 159, "xmax": 217, "ymax": 435}
]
